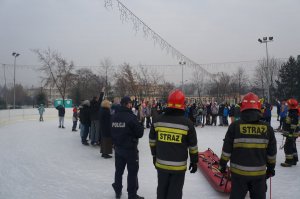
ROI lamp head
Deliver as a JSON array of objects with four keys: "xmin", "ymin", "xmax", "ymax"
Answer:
[
  {"xmin": 269, "ymin": 37, "xmax": 273, "ymax": 41},
  {"xmin": 258, "ymin": 38, "xmax": 262, "ymax": 43},
  {"xmin": 263, "ymin": 37, "xmax": 267, "ymax": 41}
]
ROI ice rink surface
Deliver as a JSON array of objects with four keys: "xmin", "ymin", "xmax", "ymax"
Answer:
[{"xmin": 0, "ymin": 116, "xmax": 299, "ymax": 199}]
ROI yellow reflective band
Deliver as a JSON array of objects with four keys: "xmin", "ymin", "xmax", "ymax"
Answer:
[
  {"xmin": 233, "ymin": 143, "xmax": 267, "ymax": 148},
  {"xmin": 149, "ymin": 143, "xmax": 156, "ymax": 147},
  {"xmin": 158, "ymin": 131, "xmax": 182, "ymax": 143},
  {"xmin": 155, "ymin": 127, "xmax": 188, "ymax": 135},
  {"xmin": 230, "ymin": 167, "xmax": 266, "ymax": 176},
  {"xmin": 286, "ymin": 155, "xmax": 293, "ymax": 160},
  {"xmin": 168, "ymin": 103, "xmax": 183, "ymax": 108},
  {"xmin": 267, "ymin": 159, "xmax": 276, "ymax": 164},
  {"xmin": 189, "ymin": 149, "xmax": 198, "ymax": 154},
  {"xmin": 240, "ymin": 124, "xmax": 267, "ymax": 135},
  {"xmin": 221, "ymin": 154, "xmax": 230, "ymax": 161},
  {"xmin": 155, "ymin": 162, "xmax": 187, "ymax": 171}
]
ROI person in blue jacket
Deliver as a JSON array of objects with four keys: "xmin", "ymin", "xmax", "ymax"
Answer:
[{"xmin": 111, "ymin": 96, "xmax": 144, "ymax": 199}]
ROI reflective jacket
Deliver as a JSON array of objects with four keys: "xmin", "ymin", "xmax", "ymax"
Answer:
[
  {"xmin": 219, "ymin": 109, "xmax": 277, "ymax": 178},
  {"xmin": 149, "ymin": 108, "xmax": 198, "ymax": 173},
  {"xmin": 283, "ymin": 109, "xmax": 300, "ymax": 138}
]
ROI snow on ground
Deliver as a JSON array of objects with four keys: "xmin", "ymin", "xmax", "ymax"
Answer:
[{"xmin": 0, "ymin": 115, "xmax": 299, "ymax": 199}]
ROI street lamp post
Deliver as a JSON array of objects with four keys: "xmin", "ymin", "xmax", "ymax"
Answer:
[
  {"xmin": 258, "ymin": 37, "xmax": 273, "ymax": 102},
  {"xmin": 12, "ymin": 52, "xmax": 20, "ymax": 109},
  {"xmin": 179, "ymin": 61, "xmax": 186, "ymax": 92}
]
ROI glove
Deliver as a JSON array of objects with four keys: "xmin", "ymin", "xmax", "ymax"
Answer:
[
  {"xmin": 218, "ymin": 165, "xmax": 226, "ymax": 174},
  {"xmin": 266, "ymin": 168, "xmax": 275, "ymax": 179},
  {"xmin": 153, "ymin": 156, "xmax": 156, "ymax": 166},
  {"xmin": 189, "ymin": 163, "xmax": 197, "ymax": 173}
]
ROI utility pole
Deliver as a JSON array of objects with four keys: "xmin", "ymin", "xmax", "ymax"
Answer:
[{"xmin": 179, "ymin": 61, "xmax": 186, "ymax": 92}]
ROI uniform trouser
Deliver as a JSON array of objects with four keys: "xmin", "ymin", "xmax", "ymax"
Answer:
[
  {"xmin": 230, "ymin": 176, "xmax": 266, "ymax": 199},
  {"xmin": 90, "ymin": 120, "xmax": 100, "ymax": 143},
  {"xmin": 59, "ymin": 117, "xmax": 64, "ymax": 126},
  {"xmin": 113, "ymin": 149, "xmax": 139, "ymax": 199},
  {"xmin": 284, "ymin": 137, "xmax": 297, "ymax": 164},
  {"xmin": 157, "ymin": 170, "xmax": 185, "ymax": 199}
]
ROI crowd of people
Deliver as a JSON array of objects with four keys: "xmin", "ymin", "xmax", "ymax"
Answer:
[{"xmin": 38, "ymin": 88, "xmax": 300, "ymax": 199}]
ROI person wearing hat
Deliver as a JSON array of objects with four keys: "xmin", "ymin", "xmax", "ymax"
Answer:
[
  {"xmin": 149, "ymin": 89, "xmax": 198, "ymax": 199},
  {"xmin": 111, "ymin": 96, "xmax": 144, "ymax": 199},
  {"xmin": 281, "ymin": 98, "xmax": 299, "ymax": 167},
  {"xmin": 219, "ymin": 92, "xmax": 277, "ymax": 199}
]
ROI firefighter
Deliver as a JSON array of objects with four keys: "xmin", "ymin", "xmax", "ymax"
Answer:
[
  {"xmin": 281, "ymin": 98, "xmax": 299, "ymax": 167},
  {"xmin": 149, "ymin": 89, "xmax": 198, "ymax": 199},
  {"xmin": 219, "ymin": 92, "xmax": 277, "ymax": 199}
]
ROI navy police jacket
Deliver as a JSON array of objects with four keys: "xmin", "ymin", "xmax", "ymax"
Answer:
[{"xmin": 111, "ymin": 106, "xmax": 144, "ymax": 150}]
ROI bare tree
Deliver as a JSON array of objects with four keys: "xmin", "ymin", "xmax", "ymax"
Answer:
[
  {"xmin": 230, "ymin": 67, "xmax": 249, "ymax": 100},
  {"xmin": 33, "ymin": 48, "xmax": 75, "ymax": 103},
  {"xmin": 99, "ymin": 58, "xmax": 114, "ymax": 97},
  {"xmin": 192, "ymin": 66, "xmax": 205, "ymax": 99},
  {"xmin": 114, "ymin": 63, "xmax": 139, "ymax": 97}
]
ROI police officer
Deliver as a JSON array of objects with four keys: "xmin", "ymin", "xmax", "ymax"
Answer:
[
  {"xmin": 111, "ymin": 96, "xmax": 144, "ymax": 199},
  {"xmin": 281, "ymin": 98, "xmax": 299, "ymax": 167},
  {"xmin": 149, "ymin": 89, "xmax": 198, "ymax": 199},
  {"xmin": 219, "ymin": 92, "xmax": 277, "ymax": 199}
]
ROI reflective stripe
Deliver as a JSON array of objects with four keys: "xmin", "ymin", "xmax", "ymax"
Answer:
[
  {"xmin": 222, "ymin": 151, "xmax": 231, "ymax": 157},
  {"xmin": 221, "ymin": 154, "xmax": 230, "ymax": 161},
  {"xmin": 189, "ymin": 146, "xmax": 198, "ymax": 154},
  {"xmin": 286, "ymin": 154, "xmax": 293, "ymax": 160},
  {"xmin": 221, "ymin": 151, "xmax": 231, "ymax": 161},
  {"xmin": 267, "ymin": 155, "xmax": 276, "ymax": 160},
  {"xmin": 154, "ymin": 122, "xmax": 189, "ymax": 131},
  {"xmin": 231, "ymin": 163, "xmax": 266, "ymax": 171},
  {"xmin": 155, "ymin": 127, "xmax": 187, "ymax": 135},
  {"xmin": 149, "ymin": 139, "xmax": 156, "ymax": 147},
  {"xmin": 267, "ymin": 154, "xmax": 276, "ymax": 164},
  {"xmin": 230, "ymin": 168, "xmax": 266, "ymax": 176},
  {"xmin": 233, "ymin": 143, "xmax": 267, "ymax": 148},
  {"xmin": 234, "ymin": 138, "xmax": 269, "ymax": 144},
  {"xmin": 155, "ymin": 162, "xmax": 187, "ymax": 171},
  {"xmin": 156, "ymin": 158, "xmax": 186, "ymax": 166}
]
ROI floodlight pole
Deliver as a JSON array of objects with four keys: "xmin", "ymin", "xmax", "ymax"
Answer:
[
  {"xmin": 12, "ymin": 52, "xmax": 20, "ymax": 109},
  {"xmin": 258, "ymin": 37, "xmax": 273, "ymax": 103},
  {"xmin": 179, "ymin": 61, "xmax": 186, "ymax": 92}
]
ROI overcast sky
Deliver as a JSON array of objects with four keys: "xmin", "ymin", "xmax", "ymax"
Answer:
[{"xmin": 0, "ymin": 0, "xmax": 300, "ymax": 86}]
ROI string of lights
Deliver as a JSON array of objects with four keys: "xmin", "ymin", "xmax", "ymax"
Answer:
[{"xmin": 103, "ymin": 0, "xmax": 213, "ymax": 77}]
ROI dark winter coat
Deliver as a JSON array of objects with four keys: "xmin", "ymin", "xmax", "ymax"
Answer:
[
  {"xmin": 218, "ymin": 104, "xmax": 224, "ymax": 116},
  {"xmin": 234, "ymin": 106, "xmax": 241, "ymax": 118},
  {"xmin": 229, "ymin": 105, "xmax": 235, "ymax": 117},
  {"xmin": 79, "ymin": 104, "xmax": 91, "ymax": 126},
  {"xmin": 56, "ymin": 105, "xmax": 65, "ymax": 117},
  {"xmin": 111, "ymin": 106, "xmax": 144, "ymax": 150},
  {"xmin": 90, "ymin": 92, "xmax": 104, "ymax": 120},
  {"xmin": 219, "ymin": 109, "xmax": 277, "ymax": 178},
  {"xmin": 100, "ymin": 107, "xmax": 111, "ymax": 138}
]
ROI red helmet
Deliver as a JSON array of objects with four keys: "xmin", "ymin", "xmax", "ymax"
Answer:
[
  {"xmin": 240, "ymin": 92, "xmax": 261, "ymax": 112},
  {"xmin": 167, "ymin": 89, "xmax": 185, "ymax": 110},
  {"xmin": 287, "ymin": 98, "xmax": 298, "ymax": 110}
]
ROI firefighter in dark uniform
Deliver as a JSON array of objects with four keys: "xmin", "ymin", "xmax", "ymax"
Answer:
[
  {"xmin": 219, "ymin": 92, "xmax": 277, "ymax": 199},
  {"xmin": 149, "ymin": 89, "xmax": 198, "ymax": 199},
  {"xmin": 281, "ymin": 98, "xmax": 299, "ymax": 167},
  {"xmin": 111, "ymin": 96, "xmax": 144, "ymax": 199}
]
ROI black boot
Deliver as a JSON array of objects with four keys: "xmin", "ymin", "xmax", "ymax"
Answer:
[
  {"xmin": 281, "ymin": 162, "xmax": 292, "ymax": 167},
  {"xmin": 112, "ymin": 183, "xmax": 122, "ymax": 199}
]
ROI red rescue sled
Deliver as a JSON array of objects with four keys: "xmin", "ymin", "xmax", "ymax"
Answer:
[{"xmin": 198, "ymin": 148, "xmax": 231, "ymax": 193}]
